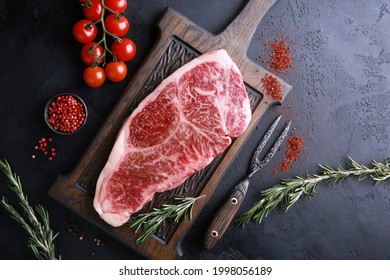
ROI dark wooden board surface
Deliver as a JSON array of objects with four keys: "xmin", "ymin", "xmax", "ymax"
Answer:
[{"xmin": 48, "ymin": 0, "xmax": 291, "ymax": 259}]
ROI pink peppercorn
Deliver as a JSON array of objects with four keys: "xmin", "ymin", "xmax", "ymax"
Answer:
[{"xmin": 47, "ymin": 95, "xmax": 87, "ymax": 133}]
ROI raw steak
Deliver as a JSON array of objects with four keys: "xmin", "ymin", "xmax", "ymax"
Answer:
[{"xmin": 94, "ymin": 49, "xmax": 251, "ymax": 227}]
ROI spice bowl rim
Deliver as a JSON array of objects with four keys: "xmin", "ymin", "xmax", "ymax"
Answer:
[{"xmin": 44, "ymin": 93, "xmax": 88, "ymax": 135}]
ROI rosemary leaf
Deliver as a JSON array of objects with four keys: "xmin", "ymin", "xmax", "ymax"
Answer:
[
  {"xmin": 0, "ymin": 159, "xmax": 58, "ymax": 260},
  {"xmin": 129, "ymin": 195, "xmax": 204, "ymax": 244},
  {"xmin": 235, "ymin": 157, "xmax": 390, "ymax": 228}
]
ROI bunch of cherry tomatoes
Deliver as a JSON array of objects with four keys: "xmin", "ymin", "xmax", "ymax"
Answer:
[{"xmin": 73, "ymin": 0, "xmax": 136, "ymax": 88}]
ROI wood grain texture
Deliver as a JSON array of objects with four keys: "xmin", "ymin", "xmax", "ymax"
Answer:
[
  {"xmin": 48, "ymin": 0, "xmax": 292, "ymax": 259},
  {"xmin": 203, "ymin": 178, "xmax": 249, "ymax": 250}
]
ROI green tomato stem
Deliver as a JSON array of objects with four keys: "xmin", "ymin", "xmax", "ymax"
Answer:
[{"xmin": 97, "ymin": 0, "xmax": 120, "ymax": 65}]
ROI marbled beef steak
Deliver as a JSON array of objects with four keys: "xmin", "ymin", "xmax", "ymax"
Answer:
[{"xmin": 93, "ymin": 49, "xmax": 252, "ymax": 227}]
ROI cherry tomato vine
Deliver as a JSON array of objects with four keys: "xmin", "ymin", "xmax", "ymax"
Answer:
[{"xmin": 73, "ymin": 0, "xmax": 137, "ymax": 88}]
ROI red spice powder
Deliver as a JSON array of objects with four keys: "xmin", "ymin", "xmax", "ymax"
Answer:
[
  {"xmin": 259, "ymin": 30, "xmax": 301, "ymax": 173},
  {"xmin": 280, "ymin": 135, "xmax": 303, "ymax": 171},
  {"xmin": 261, "ymin": 74, "xmax": 282, "ymax": 101},
  {"xmin": 267, "ymin": 36, "xmax": 293, "ymax": 74},
  {"xmin": 257, "ymin": 30, "xmax": 294, "ymax": 76},
  {"xmin": 258, "ymin": 31, "xmax": 294, "ymax": 101}
]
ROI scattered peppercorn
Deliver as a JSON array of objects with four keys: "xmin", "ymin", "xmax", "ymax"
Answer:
[
  {"xmin": 64, "ymin": 216, "xmax": 85, "ymax": 240},
  {"xmin": 93, "ymin": 237, "xmax": 106, "ymax": 247},
  {"xmin": 63, "ymin": 214, "xmax": 109, "ymax": 257},
  {"xmin": 47, "ymin": 95, "xmax": 86, "ymax": 133},
  {"xmin": 33, "ymin": 137, "xmax": 57, "ymax": 161}
]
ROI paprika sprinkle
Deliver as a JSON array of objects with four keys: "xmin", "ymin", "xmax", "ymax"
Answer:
[
  {"xmin": 261, "ymin": 74, "xmax": 282, "ymax": 101},
  {"xmin": 257, "ymin": 30, "xmax": 294, "ymax": 75},
  {"xmin": 280, "ymin": 135, "xmax": 303, "ymax": 171},
  {"xmin": 268, "ymin": 36, "xmax": 293, "ymax": 74}
]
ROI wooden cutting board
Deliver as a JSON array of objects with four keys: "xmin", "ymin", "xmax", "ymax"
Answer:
[{"xmin": 48, "ymin": 0, "xmax": 292, "ymax": 259}]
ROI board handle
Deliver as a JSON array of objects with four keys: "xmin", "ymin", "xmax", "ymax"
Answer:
[{"xmin": 221, "ymin": 0, "xmax": 278, "ymax": 52}]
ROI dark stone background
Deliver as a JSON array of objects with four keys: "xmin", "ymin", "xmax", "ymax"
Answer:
[{"xmin": 1, "ymin": 0, "xmax": 390, "ymax": 259}]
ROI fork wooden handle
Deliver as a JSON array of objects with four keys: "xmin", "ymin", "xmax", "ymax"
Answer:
[{"xmin": 203, "ymin": 178, "xmax": 249, "ymax": 250}]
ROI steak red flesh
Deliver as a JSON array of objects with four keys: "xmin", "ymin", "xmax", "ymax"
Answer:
[{"xmin": 93, "ymin": 49, "xmax": 252, "ymax": 227}]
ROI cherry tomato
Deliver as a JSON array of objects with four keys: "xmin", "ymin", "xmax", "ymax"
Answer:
[
  {"xmin": 83, "ymin": 66, "xmax": 106, "ymax": 88},
  {"xmin": 73, "ymin": 19, "xmax": 97, "ymax": 44},
  {"xmin": 81, "ymin": 42, "xmax": 104, "ymax": 66},
  {"xmin": 111, "ymin": 38, "xmax": 136, "ymax": 61},
  {"xmin": 83, "ymin": 0, "xmax": 102, "ymax": 21},
  {"xmin": 105, "ymin": 61, "xmax": 127, "ymax": 82},
  {"xmin": 105, "ymin": 14, "xmax": 129, "ymax": 37},
  {"xmin": 105, "ymin": 0, "xmax": 127, "ymax": 13}
]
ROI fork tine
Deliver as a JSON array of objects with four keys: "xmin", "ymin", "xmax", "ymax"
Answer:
[
  {"xmin": 248, "ymin": 118, "xmax": 291, "ymax": 175},
  {"xmin": 249, "ymin": 115, "xmax": 282, "ymax": 172},
  {"xmin": 261, "ymin": 121, "xmax": 291, "ymax": 164}
]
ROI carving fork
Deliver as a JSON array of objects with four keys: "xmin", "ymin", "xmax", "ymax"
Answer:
[{"xmin": 203, "ymin": 115, "xmax": 291, "ymax": 250}]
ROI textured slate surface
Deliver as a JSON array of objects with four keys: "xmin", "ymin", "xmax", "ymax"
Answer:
[{"xmin": 0, "ymin": 0, "xmax": 390, "ymax": 259}]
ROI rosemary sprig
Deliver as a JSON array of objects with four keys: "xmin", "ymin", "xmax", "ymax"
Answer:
[
  {"xmin": 129, "ymin": 195, "xmax": 204, "ymax": 244},
  {"xmin": 0, "ymin": 160, "xmax": 58, "ymax": 260},
  {"xmin": 235, "ymin": 157, "xmax": 390, "ymax": 228}
]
